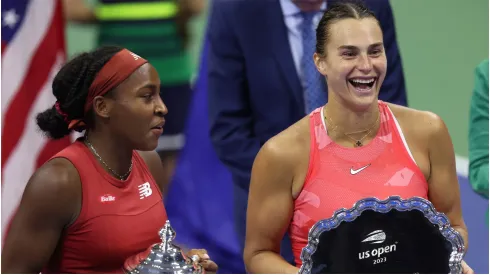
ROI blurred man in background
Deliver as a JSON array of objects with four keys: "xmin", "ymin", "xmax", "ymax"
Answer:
[
  {"xmin": 469, "ymin": 59, "xmax": 489, "ymax": 200},
  {"xmin": 468, "ymin": 59, "xmax": 489, "ymax": 226},
  {"xmin": 63, "ymin": 0, "xmax": 204, "ymax": 191}
]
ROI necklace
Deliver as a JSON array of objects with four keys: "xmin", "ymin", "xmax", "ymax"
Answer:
[
  {"xmin": 324, "ymin": 110, "xmax": 380, "ymax": 147},
  {"xmin": 85, "ymin": 139, "xmax": 133, "ymax": 180}
]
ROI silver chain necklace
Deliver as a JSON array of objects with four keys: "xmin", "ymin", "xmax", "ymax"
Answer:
[{"xmin": 85, "ymin": 139, "xmax": 133, "ymax": 180}]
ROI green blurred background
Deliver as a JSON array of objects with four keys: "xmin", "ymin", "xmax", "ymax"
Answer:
[{"xmin": 65, "ymin": 0, "xmax": 489, "ymax": 158}]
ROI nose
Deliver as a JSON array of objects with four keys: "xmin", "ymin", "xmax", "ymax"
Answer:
[
  {"xmin": 357, "ymin": 53, "xmax": 373, "ymax": 74},
  {"xmin": 155, "ymin": 95, "xmax": 168, "ymax": 116}
]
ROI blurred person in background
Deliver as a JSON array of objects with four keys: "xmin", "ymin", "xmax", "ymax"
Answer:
[
  {"xmin": 207, "ymin": 0, "xmax": 407, "ymax": 265},
  {"xmin": 468, "ymin": 59, "xmax": 489, "ymax": 225},
  {"xmin": 63, "ymin": 0, "xmax": 204, "ymax": 192},
  {"xmin": 468, "ymin": 59, "xmax": 489, "ymax": 200}
]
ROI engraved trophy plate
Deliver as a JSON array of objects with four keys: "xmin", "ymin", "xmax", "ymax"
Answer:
[
  {"xmin": 299, "ymin": 196, "xmax": 465, "ymax": 274},
  {"xmin": 123, "ymin": 220, "xmax": 204, "ymax": 274}
]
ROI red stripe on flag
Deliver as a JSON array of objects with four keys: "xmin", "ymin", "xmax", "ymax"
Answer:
[
  {"xmin": 1, "ymin": 41, "xmax": 7, "ymax": 56},
  {"xmin": 2, "ymin": 1, "xmax": 69, "ymax": 243},
  {"xmin": 1, "ymin": 0, "xmax": 65, "ymax": 172}
]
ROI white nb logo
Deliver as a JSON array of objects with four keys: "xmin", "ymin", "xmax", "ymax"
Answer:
[
  {"xmin": 138, "ymin": 182, "xmax": 152, "ymax": 199},
  {"xmin": 129, "ymin": 52, "xmax": 141, "ymax": 60}
]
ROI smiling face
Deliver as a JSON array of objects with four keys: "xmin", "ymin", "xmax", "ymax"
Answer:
[
  {"xmin": 94, "ymin": 63, "xmax": 168, "ymax": 151},
  {"xmin": 314, "ymin": 17, "xmax": 387, "ymax": 110}
]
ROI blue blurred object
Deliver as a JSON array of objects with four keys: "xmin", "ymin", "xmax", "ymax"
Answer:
[{"xmin": 164, "ymin": 38, "xmax": 245, "ymax": 274}]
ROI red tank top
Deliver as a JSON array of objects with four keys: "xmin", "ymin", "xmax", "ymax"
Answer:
[
  {"xmin": 289, "ymin": 101, "xmax": 428, "ymax": 267},
  {"xmin": 42, "ymin": 140, "xmax": 168, "ymax": 273}
]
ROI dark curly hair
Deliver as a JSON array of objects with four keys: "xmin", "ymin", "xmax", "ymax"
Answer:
[
  {"xmin": 316, "ymin": 0, "xmax": 380, "ymax": 56},
  {"xmin": 36, "ymin": 46, "xmax": 123, "ymax": 139}
]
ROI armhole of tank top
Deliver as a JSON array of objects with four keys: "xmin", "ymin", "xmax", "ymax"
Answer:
[
  {"xmin": 133, "ymin": 152, "xmax": 164, "ymax": 200},
  {"xmin": 50, "ymin": 156, "xmax": 87, "ymax": 232},
  {"xmin": 302, "ymin": 109, "xmax": 322, "ymax": 193},
  {"xmin": 385, "ymin": 106, "xmax": 422, "ymax": 170}
]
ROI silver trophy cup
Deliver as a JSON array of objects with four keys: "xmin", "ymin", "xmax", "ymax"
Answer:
[{"xmin": 123, "ymin": 220, "xmax": 204, "ymax": 274}]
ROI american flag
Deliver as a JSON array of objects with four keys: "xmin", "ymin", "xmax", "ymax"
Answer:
[{"xmin": 1, "ymin": 0, "xmax": 71, "ymax": 240}]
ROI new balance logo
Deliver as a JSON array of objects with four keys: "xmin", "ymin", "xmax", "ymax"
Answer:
[
  {"xmin": 138, "ymin": 182, "xmax": 152, "ymax": 199},
  {"xmin": 129, "ymin": 52, "xmax": 141, "ymax": 60}
]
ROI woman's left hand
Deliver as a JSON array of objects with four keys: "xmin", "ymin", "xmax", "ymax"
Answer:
[
  {"xmin": 187, "ymin": 249, "xmax": 218, "ymax": 274},
  {"xmin": 462, "ymin": 260, "xmax": 474, "ymax": 274}
]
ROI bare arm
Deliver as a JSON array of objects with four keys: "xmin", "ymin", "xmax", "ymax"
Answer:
[
  {"xmin": 426, "ymin": 113, "xmax": 468, "ymax": 250},
  {"xmin": 62, "ymin": 0, "xmax": 97, "ymax": 23},
  {"xmin": 243, "ymin": 141, "xmax": 299, "ymax": 274},
  {"xmin": 1, "ymin": 159, "xmax": 81, "ymax": 273}
]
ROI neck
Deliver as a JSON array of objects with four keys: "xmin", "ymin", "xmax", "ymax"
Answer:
[
  {"xmin": 324, "ymin": 95, "xmax": 380, "ymax": 141},
  {"xmin": 84, "ymin": 128, "xmax": 133, "ymax": 178}
]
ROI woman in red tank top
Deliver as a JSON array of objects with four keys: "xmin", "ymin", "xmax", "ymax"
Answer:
[
  {"xmin": 243, "ymin": 2, "xmax": 472, "ymax": 274},
  {"xmin": 2, "ymin": 46, "xmax": 218, "ymax": 273}
]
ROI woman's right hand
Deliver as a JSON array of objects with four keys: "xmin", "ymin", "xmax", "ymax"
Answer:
[{"xmin": 187, "ymin": 248, "xmax": 218, "ymax": 274}]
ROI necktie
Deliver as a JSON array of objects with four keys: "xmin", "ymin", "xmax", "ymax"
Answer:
[{"xmin": 301, "ymin": 11, "xmax": 327, "ymax": 113}]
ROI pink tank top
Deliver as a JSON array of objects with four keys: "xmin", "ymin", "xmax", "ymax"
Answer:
[{"xmin": 289, "ymin": 101, "xmax": 428, "ymax": 267}]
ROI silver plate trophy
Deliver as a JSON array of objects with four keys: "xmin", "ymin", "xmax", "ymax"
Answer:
[
  {"xmin": 123, "ymin": 220, "xmax": 204, "ymax": 274},
  {"xmin": 299, "ymin": 196, "xmax": 465, "ymax": 274}
]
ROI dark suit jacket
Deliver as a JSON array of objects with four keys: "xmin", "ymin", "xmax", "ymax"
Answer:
[{"xmin": 208, "ymin": 0, "xmax": 407, "ymax": 196}]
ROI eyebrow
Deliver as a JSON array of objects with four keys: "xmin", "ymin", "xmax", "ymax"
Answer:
[
  {"xmin": 137, "ymin": 83, "xmax": 158, "ymax": 90},
  {"xmin": 338, "ymin": 42, "xmax": 384, "ymax": 50}
]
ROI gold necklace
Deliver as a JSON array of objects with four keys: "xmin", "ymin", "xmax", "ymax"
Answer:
[
  {"xmin": 324, "ymin": 110, "xmax": 380, "ymax": 147},
  {"xmin": 85, "ymin": 139, "xmax": 132, "ymax": 180}
]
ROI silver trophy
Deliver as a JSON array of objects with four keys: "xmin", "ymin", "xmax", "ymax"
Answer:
[{"xmin": 123, "ymin": 220, "xmax": 204, "ymax": 274}]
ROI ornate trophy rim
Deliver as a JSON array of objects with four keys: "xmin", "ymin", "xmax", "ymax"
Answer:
[{"xmin": 298, "ymin": 196, "xmax": 466, "ymax": 274}]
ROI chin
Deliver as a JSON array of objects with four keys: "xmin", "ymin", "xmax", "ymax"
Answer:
[
  {"xmin": 347, "ymin": 94, "xmax": 379, "ymax": 112},
  {"xmin": 133, "ymin": 139, "xmax": 159, "ymax": 152},
  {"xmin": 354, "ymin": 97, "xmax": 378, "ymax": 110}
]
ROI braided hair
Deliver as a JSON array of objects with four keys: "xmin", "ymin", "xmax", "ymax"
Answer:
[{"xmin": 36, "ymin": 46, "xmax": 123, "ymax": 139}]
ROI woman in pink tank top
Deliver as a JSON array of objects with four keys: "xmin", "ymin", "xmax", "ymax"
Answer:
[
  {"xmin": 2, "ymin": 47, "xmax": 218, "ymax": 273},
  {"xmin": 244, "ymin": 2, "xmax": 472, "ymax": 274}
]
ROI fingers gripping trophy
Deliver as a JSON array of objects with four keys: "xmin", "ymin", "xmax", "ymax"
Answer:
[{"xmin": 123, "ymin": 220, "xmax": 217, "ymax": 274}]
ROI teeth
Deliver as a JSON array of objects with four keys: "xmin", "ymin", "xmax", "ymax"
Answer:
[{"xmin": 351, "ymin": 78, "xmax": 375, "ymax": 84}]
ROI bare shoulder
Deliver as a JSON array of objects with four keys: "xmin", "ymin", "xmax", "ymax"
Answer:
[
  {"xmin": 31, "ymin": 158, "xmax": 80, "ymax": 198},
  {"xmin": 1, "ymin": 158, "xmax": 82, "ymax": 273},
  {"xmin": 258, "ymin": 116, "xmax": 310, "ymax": 164},
  {"xmin": 386, "ymin": 103, "xmax": 447, "ymax": 138},
  {"xmin": 19, "ymin": 157, "xmax": 81, "ymax": 225},
  {"xmin": 250, "ymin": 116, "xmax": 310, "ymax": 200},
  {"xmin": 253, "ymin": 116, "xmax": 310, "ymax": 193}
]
